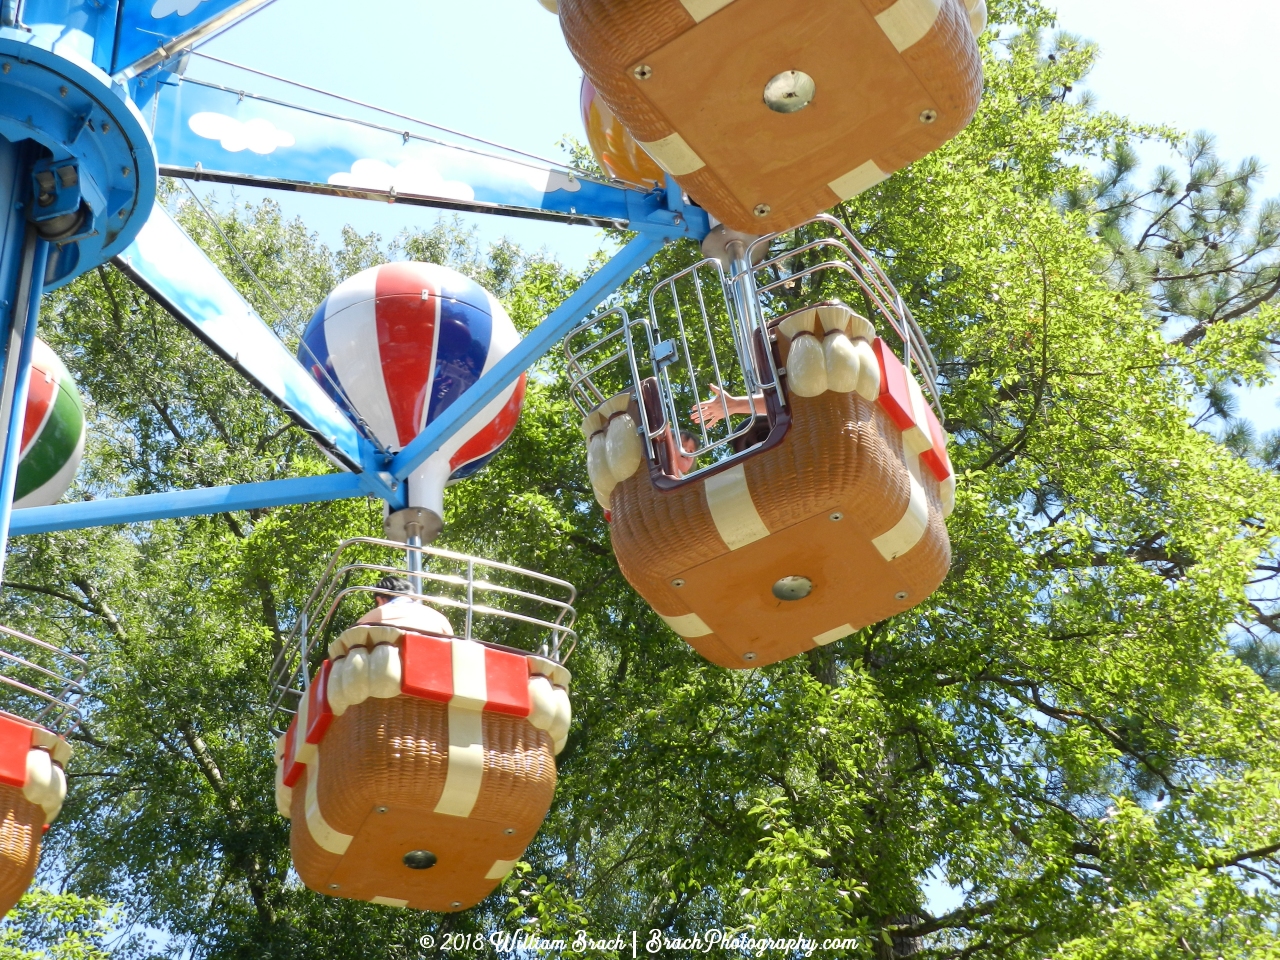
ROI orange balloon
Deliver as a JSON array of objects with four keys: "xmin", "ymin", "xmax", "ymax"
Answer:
[{"xmin": 580, "ymin": 76, "xmax": 665, "ymax": 187}]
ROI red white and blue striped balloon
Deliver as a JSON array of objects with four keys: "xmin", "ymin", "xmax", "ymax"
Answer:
[{"xmin": 299, "ymin": 262, "xmax": 526, "ymax": 520}]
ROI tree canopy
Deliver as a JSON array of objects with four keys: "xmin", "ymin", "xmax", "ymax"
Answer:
[{"xmin": 2, "ymin": 1, "xmax": 1279, "ymax": 957}]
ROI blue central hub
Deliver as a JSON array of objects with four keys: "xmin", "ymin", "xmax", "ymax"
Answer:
[{"xmin": 0, "ymin": 27, "xmax": 157, "ymax": 288}]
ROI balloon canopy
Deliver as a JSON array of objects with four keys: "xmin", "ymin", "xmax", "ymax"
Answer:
[
  {"xmin": 15, "ymin": 340, "xmax": 86, "ymax": 510},
  {"xmin": 299, "ymin": 262, "xmax": 526, "ymax": 537}
]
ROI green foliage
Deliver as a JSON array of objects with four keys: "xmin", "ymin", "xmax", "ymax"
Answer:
[
  {"xmin": 0, "ymin": 889, "xmax": 121, "ymax": 960},
  {"xmin": 1, "ymin": 1, "xmax": 1278, "ymax": 957}
]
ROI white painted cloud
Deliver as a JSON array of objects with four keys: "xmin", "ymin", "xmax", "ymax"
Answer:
[
  {"xmin": 151, "ymin": 0, "xmax": 206, "ymax": 18},
  {"xmin": 188, "ymin": 112, "xmax": 296, "ymax": 155},
  {"xmin": 327, "ymin": 158, "xmax": 476, "ymax": 202}
]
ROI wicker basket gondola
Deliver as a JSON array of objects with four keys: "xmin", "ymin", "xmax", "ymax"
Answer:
[
  {"xmin": 558, "ymin": 0, "xmax": 984, "ymax": 233},
  {"xmin": 277, "ymin": 626, "xmax": 569, "ymax": 911},
  {"xmin": 0, "ymin": 715, "xmax": 71, "ymax": 917},
  {"xmin": 588, "ymin": 304, "xmax": 953, "ymax": 667}
]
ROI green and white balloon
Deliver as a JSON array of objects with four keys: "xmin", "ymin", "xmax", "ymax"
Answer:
[{"xmin": 14, "ymin": 339, "xmax": 86, "ymax": 509}]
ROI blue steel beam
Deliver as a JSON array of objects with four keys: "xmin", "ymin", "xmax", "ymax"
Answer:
[
  {"xmin": 9, "ymin": 229, "xmax": 667, "ymax": 533},
  {"xmin": 115, "ymin": 206, "xmax": 366, "ymax": 470},
  {"xmin": 9, "ymin": 471, "xmax": 369, "ymax": 536},
  {"xmin": 390, "ymin": 231, "xmax": 665, "ymax": 482},
  {"xmin": 150, "ymin": 76, "xmax": 709, "ymax": 237}
]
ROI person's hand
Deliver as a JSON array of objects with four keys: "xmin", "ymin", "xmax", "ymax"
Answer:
[{"xmin": 691, "ymin": 383, "xmax": 731, "ymax": 427}]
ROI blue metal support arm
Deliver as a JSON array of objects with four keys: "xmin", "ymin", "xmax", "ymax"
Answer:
[
  {"xmin": 390, "ymin": 232, "xmax": 665, "ymax": 483},
  {"xmin": 9, "ymin": 471, "xmax": 370, "ymax": 536}
]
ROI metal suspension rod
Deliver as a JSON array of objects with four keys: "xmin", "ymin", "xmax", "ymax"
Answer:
[{"xmin": 0, "ymin": 227, "xmax": 49, "ymax": 587}]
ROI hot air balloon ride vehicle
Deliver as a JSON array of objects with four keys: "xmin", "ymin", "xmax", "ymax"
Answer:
[
  {"xmin": 0, "ymin": 624, "xmax": 86, "ymax": 917},
  {"xmin": 262, "ymin": 259, "xmax": 578, "ymax": 911},
  {"xmin": 565, "ymin": 214, "xmax": 954, "ymax": 669},
  {"xmin": 268, "ymin": 539, "xmax": 576, "ymax": 912},
  {"xmin": 556, "ymin": 0, "xmax": 988, "ymax": 234}
]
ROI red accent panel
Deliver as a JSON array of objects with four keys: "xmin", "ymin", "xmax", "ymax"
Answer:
[
  {"xmin": 873, "ymin": 338, "xmax": 914, "ymax": 432},
  {"xmin": 920, "ymin": 404, "xmax": 953, "ymax": 482},
  {"xmin": 375, "ymin": 263, "xmax": 439, "ymax": 448},
  {"xmin": 484, "ymin": 649, "xmax": 531, "ymax": 717},
  {"xmin": 449, "ymin": 373, "xmax": 527, "ymax": 471},
  {"xmin": 0, "ymin": 715, "xmax": 30, "ymax": 788},
  {"xmin": 304, "ymin": 661, "xmax": 334, "ymax": 745},
  {"xmin": 21, "ymin": 363, "xmax": 57, "ymax": 454},
  {"xmin": 400, "ymin": 633, "xmax": 454, "ymax": 702},
  {"xmin": 280, "ymin": 715, "xmax": 304, "ymax": 788}
]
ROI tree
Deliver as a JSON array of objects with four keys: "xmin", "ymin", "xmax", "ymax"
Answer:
[{"xmin": 2, "ymin": 0, "xmax": 1279, "ymax": 956}]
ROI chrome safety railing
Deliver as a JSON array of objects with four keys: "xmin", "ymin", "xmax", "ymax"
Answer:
[
  {"xmin": 266, "ymin": 537, "xmax": 577, "ymax": 734},
  {"xmin": 564, "ymin": 214, "xmax": 942, "ymax": 480},
  {"xmin": 0, "ymin": 624, "xmax": 88, "ymax": 734}
]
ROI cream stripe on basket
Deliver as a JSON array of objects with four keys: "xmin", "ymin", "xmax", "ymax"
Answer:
[
  {"xmin": 638, "ymin": 133, "xmax": 706, "ymax": 176},
  {"xmin": 872, "ymin": 456, "xmax": 930, "ymax": 561},
  {"xmin": 485, "ymin": 858, "xmax": 519, "ymax": 880},
  {"xmin": 704, "ymin": 464, "xmax": 771, "ymax": 550},
  {"xmin": 660, "ymin": 611, "xmax": 714, "ymax": 638},
  {"xmin": 304, "ymin": 752, "xmax": 354, "ymax": 856},
  {"xmin": 829, "ymin": 160, "xmax": 890, "ymax": 203},
  {"xmin": 679, "ymin": 0, "xmax": 735, "ymax": 21},
  {"xmin": 874, "ymin": 0, "xmax": 943, "ymax": 51},
  {"xmin": 434, "ymin": 705, "xmax": 485, "ymax": 818}
]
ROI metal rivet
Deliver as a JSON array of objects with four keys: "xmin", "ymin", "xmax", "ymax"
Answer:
[
  {"xmin": 919, "ymin": 109, "xmax": 938, "ymax": 124},
  {"xmin": 742, "ymin": 652, "xmax": 758, "ymax": 662},
  {"xmin": 403, "ymin": 850, "xmax": 438, "ymax": 870},
  {"xmin": 121, "ymin": 167, "xmax": 131, "ymax": 177},
  {"xmin": 59, "ymin": 85, "xmax": 68, "ymax": 97},
  {"xmin": 773, "ymin": 576, "xmax": 812, "ymax": 601},
  {"xmin": 763, "ymin": 70, "xmax": 816, "ymax": 113},
  {"xmin": 671, "ymin": 578, "xmax": 685, "ymax": 588},
  {"xmin": 2, "ymin": 63, "xmax": 10, "ymax": 74},
  {"xmin": 829, "ymin": 511, "xmax": 843, "ymax": 521},
  {"xmin": 101, "ymin": 121, "xmax": 110, "ymax": 133},
  {"xmin": 503, "ymin": 827, "xmax": 516, "ymax": 835},
  {"xmin": 375, "ymin": 805, "xmax": 388, "ymax": 813},
  {"xmin": 633, "ymin": 64, "xmax": 653, "ymax": 80},
  {"xmin": 450, "ymin": 901, "xmax": 462, "ymax": 909},
  {"xmin": 753, "ymin": 204, "xmax": 771, "ymax": 218},
  {"xmin": 329, "ymin": 883, "xmax": 340, "ymax": 890},
  {"xmin": 894, "ymin": 590, "xmax": 909, "ymax": 601}
]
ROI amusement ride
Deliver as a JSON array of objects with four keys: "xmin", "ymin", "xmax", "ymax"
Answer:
[{"xmin": 0, "ymin": 0, "xmax": 983, "ymax": 914}]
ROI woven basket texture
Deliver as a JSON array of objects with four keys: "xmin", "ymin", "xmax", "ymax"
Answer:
[
  {"xmin": 0, "ymin": 784, "xmax": 43, "ymax": 918},
  {"xmin": 291, "ymin": 695, "xmax": 556, "ymax": 900}
]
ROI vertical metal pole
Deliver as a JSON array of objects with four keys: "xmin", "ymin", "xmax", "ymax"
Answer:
[
  {"xmin": 405, "ymin": 521, "xmax": 423, "ymax": 596},
  {"xmin": 725, "ymin": 239, "xmax": 771, "ymax": 413},
  {"xmin": 464, "ymin": 559, "xmax": 474, "ymax": 643},
  {"xmin": 0, "ymin": 228, "xmax": 49, "ymax": 587}
]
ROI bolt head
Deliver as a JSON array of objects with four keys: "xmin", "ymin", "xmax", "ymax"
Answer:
[
  {"xmin": 403, "ymin": 850, "xmax": 438, "ymax": 870},
  {"xmin": 829, "ymin": 511, "xmax": 844, "ymax": 521},
  {"xmin": 671, "ymin": 578, "xmax": 685, "ymax": 588},
  {"xmin": 742, "ymin": 652, "xmax": 758, "ymax": 662},
  {"xmin": 772, "ymin": 576, "xmax": 812, "ymax": 601},
  {"xmin": 894, "ymin": 590, "xmax": 909, "ymax": 601},
  {"xmin": 763, "ymin": 70, "xmax": 816, "ymax": 113},
  {"xmin": 753, "ymin": 203, "xmax": 772, "ymax": 218},
  {"xmin": 633, "ymin": 64, "xmax": 653, "ymax": 80},
  {"xmin": 919, "ymin": 109, "xmax": 938, "ymax": 124}
]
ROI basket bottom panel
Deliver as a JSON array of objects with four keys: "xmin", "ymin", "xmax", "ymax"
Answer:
[
  {"xmin": 675, "ymin": 497, "xmax": 949, "ymax": 668},
  {"xmin": 292, "ymin": 771, "xmax": 544, "ymax": 912}
]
